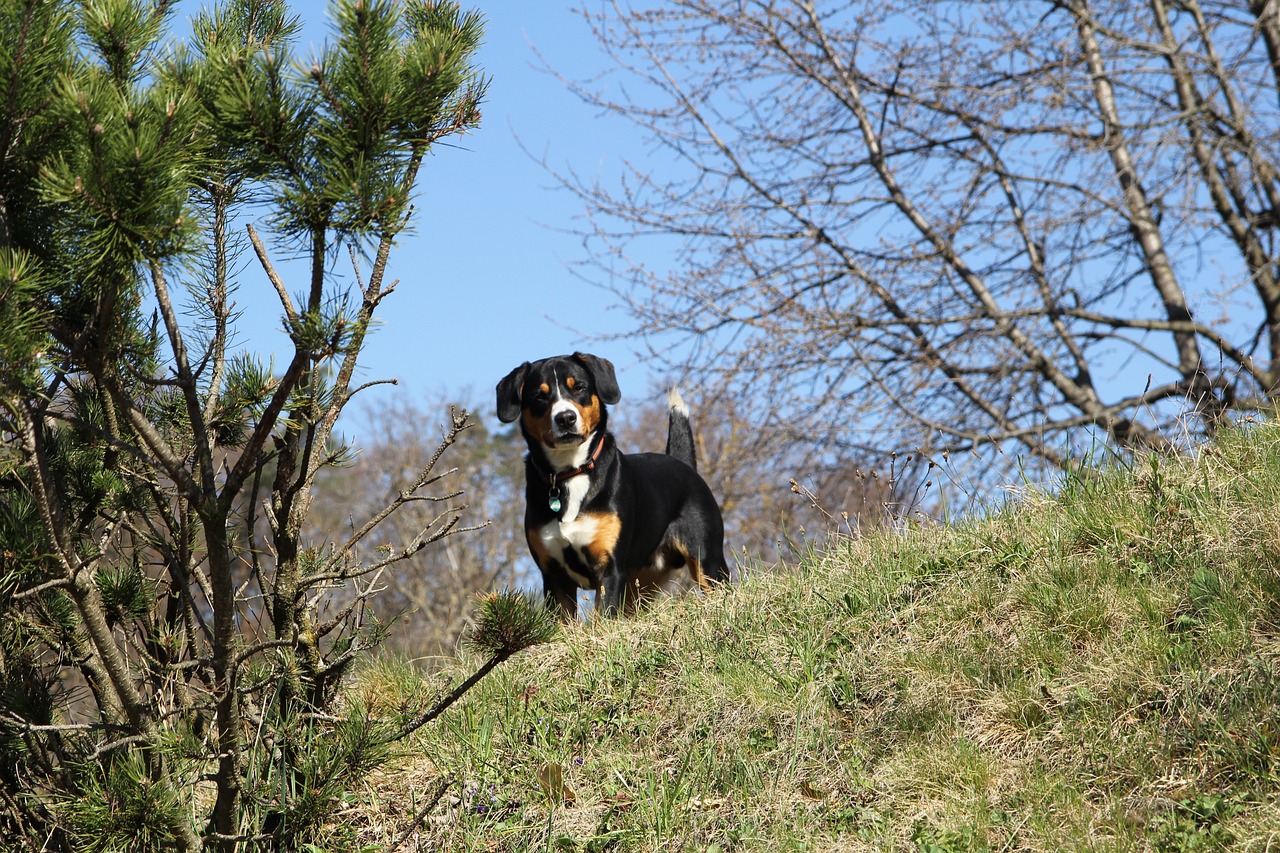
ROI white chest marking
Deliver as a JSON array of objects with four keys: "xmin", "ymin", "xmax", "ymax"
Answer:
[
  {"xmin": 555, "ymin": 473, "xmax": 589, "ymax": 522},
  {"xmin": 541, "ymin": 437, "xmax": 594, "ymax": 475},
  {"xmin": 539, "ymin": 504, "xmax": 599, "ymax": 589}
]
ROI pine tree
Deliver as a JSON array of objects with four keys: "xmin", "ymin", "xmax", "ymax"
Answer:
[{"xmin": 0, "ymin": 2, "xmax": 545, "ymax": 850}]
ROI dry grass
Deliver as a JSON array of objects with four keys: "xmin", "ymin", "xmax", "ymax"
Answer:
[{"xmin": 323, "ymin": 418, "xmax": 1280, "ymax": 852}]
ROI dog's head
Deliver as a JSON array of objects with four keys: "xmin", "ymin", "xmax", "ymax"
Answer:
[{"xmin": 496, "ymin": 353, "xmax": 621, "ymax": 455}]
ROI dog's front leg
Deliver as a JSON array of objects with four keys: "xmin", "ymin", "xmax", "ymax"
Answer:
[
  {"xmin": 596, "ymin": 560, "xmax": 629, "ymax": 616},
  {"xmin": 542, "ymin": 573, "xmax": 579, "ymax": 620}
]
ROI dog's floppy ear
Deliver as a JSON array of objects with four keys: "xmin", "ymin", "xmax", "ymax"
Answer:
[
  {"xmin": 495, "ymin": 362, "xmax": 529, "ymax": 423},
  {"xmin": 572, "ymin": 352, "xmax": 621, "ymax": 404}
]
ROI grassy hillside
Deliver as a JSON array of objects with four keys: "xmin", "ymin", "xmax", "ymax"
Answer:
[{"xmin": 336, "ymin": 420, "xmax": 1280, "ymax": 851}]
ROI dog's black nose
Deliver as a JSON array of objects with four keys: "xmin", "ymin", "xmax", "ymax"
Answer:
[{"xmin": 554, "ymin": 409, "xmax": 578, "ymax": 430}]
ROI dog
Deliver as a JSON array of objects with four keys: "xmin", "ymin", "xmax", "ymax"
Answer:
[{"xmin": 496, "ymin": 352, "xmax": 728, "ymax": 617}]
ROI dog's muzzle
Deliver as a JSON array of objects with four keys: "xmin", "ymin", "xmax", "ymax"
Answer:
[{"xmin": 548, "ymin": 404, "xmax": 584, "ymax": 445}]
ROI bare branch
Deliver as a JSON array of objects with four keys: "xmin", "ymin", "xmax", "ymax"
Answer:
[
  {"xmin": 559, "ymin": 0, "xmax": 1280, "ymax": 473},
  {"xmin": 247, "ymin": 222, "xmax": 298, "ymax": 329}
]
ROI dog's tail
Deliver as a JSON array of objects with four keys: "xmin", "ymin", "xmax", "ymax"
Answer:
[{"xmin": 664, "ymin": 387, "xmax": 698, "ymax": 471}]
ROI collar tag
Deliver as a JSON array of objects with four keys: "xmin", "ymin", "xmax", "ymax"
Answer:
[{"xmin": 535, "ymin": 434, "xmax": 605, "ymax": 515}]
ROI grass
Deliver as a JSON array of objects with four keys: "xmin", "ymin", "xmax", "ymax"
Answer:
[{"xmin": 328, "ymin": 418, "xmax": 1280, "ymax": 851}]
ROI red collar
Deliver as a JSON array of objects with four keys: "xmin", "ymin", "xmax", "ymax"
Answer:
[
  {"xmin": 537, "ymin": 433, "xmax": 606, "ymax": 513},
  {"xmin": 546, "ymin": 432, "xmax": 605, "ymax": 485}
]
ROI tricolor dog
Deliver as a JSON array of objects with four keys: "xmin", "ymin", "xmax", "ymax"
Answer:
[{"xmin": 496, "ymin": 352, "xmax": 728, "ymax": 617}]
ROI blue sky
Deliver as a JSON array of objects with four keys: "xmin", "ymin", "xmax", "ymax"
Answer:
[{"xmin": 174, "ymin": 0, "xmax": 661, "ymax": 418}]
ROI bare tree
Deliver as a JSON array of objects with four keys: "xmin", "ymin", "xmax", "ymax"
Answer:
[
  {"xmin": 307, "ymin": 396, "xmax": 530, "ymax": 659},
  {"xmin": 561, "ymin": 0, "xmax": 1280, "ymax": 474}
]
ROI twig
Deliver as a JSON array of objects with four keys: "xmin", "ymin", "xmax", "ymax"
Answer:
[
  {"xmin": 386, "ymin": 777, "xmax": 455, "ymax": 853},
  {"xmin": 401, "ymin": 653, "xmax": 508, "ymax": 739},
  {"xmin": 11, "ymin": 577, "xmax": 71, "ymax": 600},
  {"xmin": 232, "ymin": 639, "xmax": 298, "ymax": 669},
  {"xmin": 88, "ymin": 734, "xmax": 153, "ymax": 761},
  {"xmin": 0, "ymin": 713, "xmax": 112, "ymax": 734},
  {"xmin": 347, "ymin": 378, "xmax": 399, "ymax": 400},
  {"xmin": 246, "ymin": 223, "xmax": 297, "ymax": 327}
]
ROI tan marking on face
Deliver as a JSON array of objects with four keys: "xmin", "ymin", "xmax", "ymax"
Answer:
[
  {"xmin": 566, "ymin": 376, "xmax": 576, "ymax": 389},
  {"xmin": 539, "ymin": 382, "xmax": 550, "ymax": 394},
  {"xmin": 522, "ymin": 408, "xmax": 555, "ymax": 446},
  {"xmin": 577, "ymin": 395, "xmax": 602, "ymax": 436}
]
